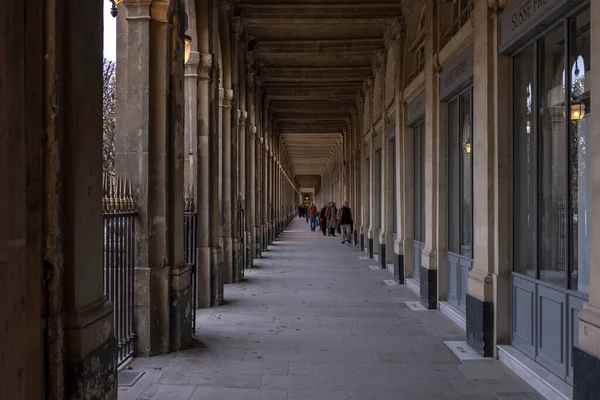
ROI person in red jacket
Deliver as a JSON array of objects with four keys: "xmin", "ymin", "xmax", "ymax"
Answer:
[{"xmin": 307, "ymin": 202, "xmax": 318, "ymax": 231}]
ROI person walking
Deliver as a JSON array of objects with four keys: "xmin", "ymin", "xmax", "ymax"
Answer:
[
  {"xmin": 319, "ymin": 203, "xmax": 328, "ymax": 236},
  {"xmin": 307, "ymin": 202, "xmax": 318, "ymax": 231},
  {"xmin": 327, "ymin": 202, "xmax": 338, "ymax": 237},
  {"xmin": 337, "ymin": 201, "xmax": 353, "ymax": 244}
]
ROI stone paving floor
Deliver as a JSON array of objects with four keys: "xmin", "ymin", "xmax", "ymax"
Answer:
[{"xmin": 119, "ymin": 219, "xmax": 542, "ymax": 400}]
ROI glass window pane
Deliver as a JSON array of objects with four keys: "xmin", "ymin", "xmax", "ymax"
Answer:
[
  {"xmin": 414, "ymin": 124, "xmax": 421, "ymax": 241},
  {"xmin": 569, "ymin": 8, "xmax": 591, "ymax": 293},
  {"xmin": 377, "ymin": 150, "xmax": 383, "ymax": 230},
  {"xmin": 513, "ymin": 46, "xmax": 536, "ymax": 278},
  {"xmin": 460, "ymin": 91, "xmax": 473, "ymax": 258},
  {"xmin": 366, "ymin": 157, "xmax": 371, "ymax": 226},
  {"xmin": 420, "ymin": 121, "xmax": 426, "ymax": 243},
  {"xmin": 538, "ymin": 26, "xmax": 566, "ymax": 286},
  {"xmin": 391, "ymin": 135, "xmax": 398, "ymax": 234},
  {"xmin": 448, "ymin": 99, "xmax": 460, "ymax": 254}
]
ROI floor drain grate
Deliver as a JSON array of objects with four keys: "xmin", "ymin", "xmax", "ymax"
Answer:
[
  {"xmin": 383, "ymin": 280, "xmax": 397, "ymax": 286},
  {"xmin": 405, "ymin": 301, "xmax": 428, "ymax": 311},
  {"xmin": 368, "ymin": 265, "xmax": 380, "ymax": 270},
  {"xmin": 444, "ymin": 341, "xmax": 483, "ymax": 360},
  {"xmin": 118, "ymin": 371, "xmax": 145, "ymax": 387}
]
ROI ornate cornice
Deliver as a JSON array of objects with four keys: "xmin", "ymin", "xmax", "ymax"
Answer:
[{"xmin": 384, "ymin": 16, "xmax": 404, "ymax": 47}]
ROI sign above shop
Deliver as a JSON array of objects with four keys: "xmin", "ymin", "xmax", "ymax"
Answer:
[
  {"xmin": 406, "ymin": 91, "xmax": 426, "ymax": 126},
  {"xmin": 439, "ymin": 47, "xmax": 474, "ymax": 101},
  {"xmin": 499, "ymin": 0, "xmax": 569, "ymax": 53}
]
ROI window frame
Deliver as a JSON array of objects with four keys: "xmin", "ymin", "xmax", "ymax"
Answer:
[
  {"xmin": 510, "ymin": 3, "xmax": 591, "ymax": 296},
  {"xmin": 447, "ymin": 86, "xmax": 474, "ymax": 259}
]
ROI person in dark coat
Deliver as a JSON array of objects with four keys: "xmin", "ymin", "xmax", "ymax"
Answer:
[
  {"xmin": 337, "ymin": 201, "xmax": 353, "ymax": 244},
  {"xmin": 319, "ymin": 203, "xmax": 328, "ymax": 236}
]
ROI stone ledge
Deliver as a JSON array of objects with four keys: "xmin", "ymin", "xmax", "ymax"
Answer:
[
  {"xmin": 498, "ymin": 345, "xmax": 572, "ymax": 400},
  {"xmin": 406, "ymin": 278, "xmax": 420, "ymax": 296},
  {"xmin": 440, "ymin": 301, "xmax": 466, "ymax": 331}
]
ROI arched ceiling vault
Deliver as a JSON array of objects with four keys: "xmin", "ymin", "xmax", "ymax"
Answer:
[{"xmin": 237, "ymin": 0, "xmax": 402, "ymax": 177}]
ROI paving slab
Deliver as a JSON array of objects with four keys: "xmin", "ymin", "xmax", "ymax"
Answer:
[{"xmin": 119, "ymin": 219, "xmax": 542, "ymax": 400}]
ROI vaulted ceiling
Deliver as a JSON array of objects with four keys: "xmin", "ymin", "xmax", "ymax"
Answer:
[{"xmin": 239, "ymin": 1, "xmax": 402, "ymax": 177}]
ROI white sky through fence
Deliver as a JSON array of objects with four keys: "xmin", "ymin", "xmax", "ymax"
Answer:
[{"xmin": 103, "ymin": 4, "xmax": 117, "ymax": 62}]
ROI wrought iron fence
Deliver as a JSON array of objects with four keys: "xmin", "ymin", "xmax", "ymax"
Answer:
[
  {"xmin": 184, "ymin": 194, "xmax": 198, "ymax": 333},
  {"xmin": 103, "ymin": 175, "xmax": 137, "ymax": 367}
]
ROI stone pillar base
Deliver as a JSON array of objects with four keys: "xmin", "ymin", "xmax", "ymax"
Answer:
[
  {"xmin": 65, "ymin": 302, "xmax": 117, "ymax": 399},
  {"xmin": 232, "ymin": 238, "xmax": 241, "ymax": 283},
  {"xmin": 466, "ymin": 293, "xmax": 494, "ymax": 357},
  {"xmin": 353, "ymin": 230, "xmax": 358, "ymax": 246},
  {"xmin": 247, "ymin": 234, "xmax": 254, "ymax": 269},
  {"xmin": 379, "ymin": 243, "xmax": 386, "ymax": 269},
  {"xmin": 360, "ymin": 233, "xmax": 365, "ymax": 251},
  {"xmin": 419, "ymin": 267, "xmax": 437, "ymax": 309},
  {"xmin": 394, "ymin": 253, "xmax": 404, "ymax": 284},
  {"xmin": 197, "ymin": 246, "xmax": 212, "ymax": 309},
  {"xmin": 368, "ymin": 238, "xmax": 374, "ymax": 259},
  {"xmin": 66, "ymin": 338, "xmax": 117, "ymax": 399},
  {"xmin": 170, "ymin": 264, "xmax": 193, "ymax": 351},
  {"xmin": 211, "ymin": 248, "xmax": 223, "ymax": 306},
  {"xmin": 574, "ymin": 346, "xmax": 600, "ymax": 399}
]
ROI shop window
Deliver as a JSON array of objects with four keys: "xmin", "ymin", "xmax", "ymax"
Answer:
[
  {"xmin": 513, "ymin": 48, "xmax": 535, "ymax": 278},
  {"xmin": 414, "ymin": 121, "xmax": 426, "ymax": 242},
  {"xmin": 366, "ymin": 157, "xmax": 371, "ymax": 227},
  {"xmin": 569, "ymin": 10, "xmax": 591, "ymax": 293},
  {"xmin": 390, "ymin": 137, "xmax": 397, "ymax": 235},
  {"xmin": 512, "ymin": 7, "xmax": 591, "ymax": 293},
  {"xmin": 448, "ymin": 88, "xmax": 473, "ymax": 258},
  {"xmin": 376, "ymin": 149, "xmax": 383, "ymax": 230}
]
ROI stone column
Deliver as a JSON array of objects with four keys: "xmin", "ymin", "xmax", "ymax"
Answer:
[
  {"xmin": 420, "ymin": 0, "xmax": 439, "ymax": 310},
  {"xmin": 185, "ymin": 53, "xmax": 199, "ymax": 190},
  {"xmin": 219, "ymin": 4, "xmax": 234, "ymax": 284},
  {"xmin": 196, "ymin": 0, "xmax": 213, "ymax": 309},
  {"xmin": 209, "ymin": 0, "xmax": 224, "ymax": 305},
  {"xmin": 465, "ymin": 0, "xmax": 496, "ymax": 357},
  {"xmin": 367, "ymin": 131, "xmax": 375, "ymax": 259},
  {"xmin": 121, "ymin": 0, "xmax": 173, "ymax": 356},
  {"xmin": 262, "ymin": 119, "xmax": 269, "ymax": 252},
  {"xmin": 255, "ymin": 84, "xmax": 264, "ymax": 257},
  {"xmin": 230, "ymin": 17, "xmax": 241, "ymax": 283},
  {"xmin": 0, "ymin": 1, "xmax": 46, "ymax": 397},
  {"xmin": 247, "ymin": 70, "xmax": 257, "ymax": 264},
  {"xmin": 573, "ymin": 2, "xmax": 600, "ymax": 394},
  {"xmin": 49, "ymin": 0, "xmax": 117, "ymax": 396}
]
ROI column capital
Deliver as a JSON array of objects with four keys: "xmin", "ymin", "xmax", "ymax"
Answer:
[
  {"xmin": 237, "ymin": 110, "xmax": 248, "ymax": 126},
  {"xmin": 249, "ymin": 125, "xmax": 257, "ymax": 137},
  {"xmin": 150, "ymin": 0, "xmax": 169, "ymax": 22},
  {"xmin": 198, "ymin": 52, "xmax": 212, "ymax": 81},
  {"xmin": 222, "ymin": 89, "xmax": 234, "ymax": 108},
  {"xmin": 124, "ymin": 0, "xmax": 152, "ymax": 18}
]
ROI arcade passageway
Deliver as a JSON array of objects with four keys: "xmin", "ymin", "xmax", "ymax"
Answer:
[
  {"xmin": 2, "ymin": 0, "xmax": 600, "ymax": 399},
  {"xmin": 119, "ymin": 219, "xmax": 540, "ymax": 400}
]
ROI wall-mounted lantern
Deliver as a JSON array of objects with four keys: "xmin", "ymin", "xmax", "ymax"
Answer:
[
  {"xmin": 110, "ymin": 0, "xmax": 123, "ymax": 17},
  {"xmin": 184, "ymin": 35, "xmax": 192, "ymax": 64},
  {"xmin": 463, "ymin": 139, "xmax": 471, "ymax": 154},
  {"xmin": 571, "ymin": 102, "xmax": 585, "ymax": 121}
]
